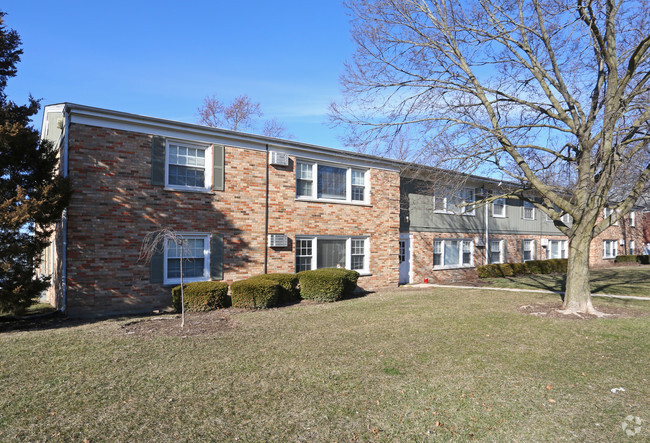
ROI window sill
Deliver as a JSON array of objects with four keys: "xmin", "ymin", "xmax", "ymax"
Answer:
[
  {"xmin": 295, "ymin": 197, "xmax": 372, "ymax": 207},
  {"xmin": 433, "ymin": 265, "xmax": 474, "ymax": 271},
  {"xmin": 164, "ymin": 186, "xmax": 214, "ymax": 195},
  {"xmin": 492, "ymin": 214, "xmax": 506, "ymax": 218}
]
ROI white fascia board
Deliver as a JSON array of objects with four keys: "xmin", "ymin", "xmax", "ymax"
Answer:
[{"xmin": 59, "ymin": 103, "xmax": 401, "ymax": 173}]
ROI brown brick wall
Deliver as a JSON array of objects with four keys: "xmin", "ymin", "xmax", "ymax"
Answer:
[
  {"xmin": 589, "ymin": 214, "xmax": 645, "ymax": 267},
  {"xmin": 63, "ymin": 123, "xmax": 400, "ymax": 316}
]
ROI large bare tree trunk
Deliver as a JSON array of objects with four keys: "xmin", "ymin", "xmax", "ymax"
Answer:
[{"xmin": 562, "ymin": 228, "xmax": 598, "ymax": 315}]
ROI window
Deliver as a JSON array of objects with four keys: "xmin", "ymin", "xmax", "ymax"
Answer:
[
  {"xmin": 603, "ymin": 240, "xmax": 617, "ymax": 259},
  {"xmin": 523, "ymin": 201, "xmax": 535, "ymax": 220},
  {"xmin": 295, "ymin": 236, "xmax": 369, "ymax": 273},
  {"xmin": 629, "ymin": 240, "xmax": 636, "ymax": 255},
  {"xmin": 489, "ymin": 240, "xmax": 503, "ymax": 264},
  {"xmin": 435, "ymin": 188, "xmax": 475, "ymax": 215},
  {"xmin": 433, "ymin": 239, "xmax": 473, "ymax": 268},
  {"xmin": 166, "ymin": 141, "xmax": 211, "ymax": 191},
  {"xmin": 399, "ymin": 240, "xmax": 406, "ymax": 263},
  {"xmin": 603, "ymin": 207, "xmax": 618, "ymax": 225},
  {"xmin": 548, "ymin": 240, "xmax": 567, "ymax": 259},
  {"xmin": 522, "ymin": 240, "xmax": 535, "ymax": 261},
  {"xmin": 546, "ymin": 211, "xmax": 571, "ymax": 224},
  {"xmin": 296, "ymin": 162, "xmax": 367, "ymax": 203},
  {"xmin": 164, "ymin": 234, "xmax": 210, "ymax": 285},
  {"xmin": 492, "ymin": 198, "xmax": 506, "ymax": 217},
  {"xmin": 629, "ymin": 211, "xmax": 636, "ymax": 227}
]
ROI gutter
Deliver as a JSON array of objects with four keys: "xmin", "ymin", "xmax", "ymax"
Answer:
[
  {"xmin": 60, "ymin": 106, "xmax": 71, "ymax": 313},
  {"xmin": 264, "ymin": 144, "xmax": 270, "ymax": 274}
]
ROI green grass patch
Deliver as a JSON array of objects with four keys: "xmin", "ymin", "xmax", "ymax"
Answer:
[
  {"xmin": 483, "ymin": 265, "xmax": 650, "ymax": 296},
  {"xmin": 1, "ymin": 289, "xmax": 648, "ymax": 441}
]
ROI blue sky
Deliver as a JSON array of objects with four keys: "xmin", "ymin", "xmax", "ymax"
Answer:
[{"xmin": 3, "ymin": 1, "xmax": 355, "ymax": 149}]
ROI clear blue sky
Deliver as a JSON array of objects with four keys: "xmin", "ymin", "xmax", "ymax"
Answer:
[{"xmin": 3, "ymin": 1, "xmax": 355, "ymax": 149}]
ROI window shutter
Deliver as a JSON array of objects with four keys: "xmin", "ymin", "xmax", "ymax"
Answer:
[
  {"xmin": 151, "ymin": 136, "xmax": 166, "ymax": 186},
  {"xmin": 212, "ymin": 144, "xmax": 225, "ymax": 191},
  {"xmin": 521, "ymin": 240, "xmax": 525, "ymax": 263},
  {"xmin": 150, "ymin": 250, "xmax": 164, "ymax": 283},
  {"xmin": 210, "ymin": 233, "xmax": 224, "ymax": 280},
  {"xmin": 503, "ymin": 241, "xmax": 508, "ymax": 262}
]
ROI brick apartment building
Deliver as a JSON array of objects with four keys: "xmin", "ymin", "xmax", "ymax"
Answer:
[{"xmin": 38, "ymin": 103, "xmax": 646, "ymax": 316}]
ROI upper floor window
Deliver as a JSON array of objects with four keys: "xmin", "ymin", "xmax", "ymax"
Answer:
[
  {"xmin": 434, "ymin": 188, "xmax": 475, "ymax": 216},
  {"xmin": 603, "ymin": 207, "xmax": 618, "ymax": 225},
  {"xmin": 296, "ymin": 161, "xmax": 367, "ymax": 203},
  {"xmin": 629, "ymin": 211, "xmax": 636, "ymax": 227},
  {"xmin": 166, "ymin": 141, "xmax": 211, "ymax": 191},
  {"xmin": 492, "ymin": 198, "xmax": 506, "ymax": 217},
  {"xmin": 523, "ymin": 201, "xmax": 535, "ymax": 220}
]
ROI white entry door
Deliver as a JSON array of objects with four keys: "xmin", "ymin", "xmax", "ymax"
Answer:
[{"xmin": 399, "ymin": 235, "xmax": 410, "ymax": 284}]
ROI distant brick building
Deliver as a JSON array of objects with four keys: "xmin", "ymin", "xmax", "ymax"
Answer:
[{"xmin": 38, "ymin": 103, "xmax": 645, "ymax": 316}]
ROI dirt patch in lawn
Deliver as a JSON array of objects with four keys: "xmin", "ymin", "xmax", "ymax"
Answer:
[
  {"xmin": 518, "ymin": 302, "xmax": 646, "ymax": 319},
  {"xmin": 120, "ymin": 309, "xmax": 241, "ymax": 337}
]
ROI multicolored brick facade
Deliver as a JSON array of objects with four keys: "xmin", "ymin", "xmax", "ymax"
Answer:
[{"xmin": 39, "ymin": 103, "xmax": 646, "ymax": 316}]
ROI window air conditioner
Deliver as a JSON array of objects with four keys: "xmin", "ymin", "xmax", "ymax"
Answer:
[
  {"xmin": 475, "ymin": 236, "xmax": 485, "ymax": 247},
  {"xmin": 268, "ymin": 234, "xmax": 288, "ymax": 248},
  {"xmin": 269, "ymin": 151, "xmax": 289, "ymax": 166},
  {"xmin": 540, "ymin": 238, "xmax": 549, "ymax": 247}
]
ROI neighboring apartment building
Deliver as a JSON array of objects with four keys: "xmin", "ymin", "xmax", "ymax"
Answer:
[{"xmin": 38, "ymin": 103, "xmax": 645, "ymax": 316}]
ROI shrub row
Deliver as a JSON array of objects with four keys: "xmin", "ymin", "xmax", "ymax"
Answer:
[
  {"xmin": 297, "ymin": 268, "xmax": 360, "ymax": 302},
  {"xmin": 477, "ymin": 258, "xmax": 568, "ymax": 278},
  {"xmin": 171, "ymin": 281, "xmax": 230, "ymax": 312},
  {"xmin": 615, "ymin": 254, "xmax": 650, "ymax": 264}
]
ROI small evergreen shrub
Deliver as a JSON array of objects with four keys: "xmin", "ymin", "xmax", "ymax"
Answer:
[
  {"xmin": 298, "ymin": 268, "xmax": 354, "ymax": 302},
  {"xmin": 638, "ymin": 255, "xmax": 650, "ymax": 265},
  {"xmin": 254, "ymin": 273, "xmax": 300, "ymax": 303},
  {"xmin": 230, "ymin": 276, "xmax": 279, "ymax": 309},
  {"xmin": 171, "ymin": 281, "xmax": 230, "ymax": 312},
  {"xmin": 615, "ymin": 255, "xmax": 639, "ymax": 263}
]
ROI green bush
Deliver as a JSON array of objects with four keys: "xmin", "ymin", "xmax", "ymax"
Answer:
[
  {"xmin": 254, "ymin": 273, "xmax": 300, "ymax": 303},
  {"xmin": 230, "ymin": 276, "xmax": 279, "ymax": 309},
  {"xmin": 477, "ymin": 258, "xmax": 568, "ymax": 279},
  {"xmin": 171, "ymin": 281, "xmax": 230, "ymax": 312},
  {"xmin": 639, "ymin": 255, "xmax": 650, "ymax": 265},
  {"xmin": 298, "ymin": 268, "xmax": 356, "ymax": 302},
  {"xmin": 615, "ymin": 255, "xmax": 639, "ymax": 263}
]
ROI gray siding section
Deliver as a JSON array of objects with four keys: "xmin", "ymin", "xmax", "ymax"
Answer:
[{"xmin": 408, "ymin": 193, "xmax": 568, "ymax": 236}]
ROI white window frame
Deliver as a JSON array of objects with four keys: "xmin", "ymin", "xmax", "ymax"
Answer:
[
  {"xmin": 433, "ymin": 239, "xmax": 474, "ymax": 269},
  {"xmin": 548, "ymin": 240, "xmax": 567, "ymax": 259},
  {"xmin": 629, "ymin": 240, "xmax": 636, "ymax": 255},
  {"xmin": 603, "ymin": 207, "xmax": 619, "ymax": 226},
  {"xmin": 295, "ymin": 161, "xmax": 368, "ymax": 204},
  {"xmin": 434, "ymin": 187, "xmax": 475, "ymax": 215},
  {"xmin": 629, "ymin": 211, "xmax": 636, "ymax": 227},
  {"xmin": 294, "ymin": 236, "xmax": 370, "ymax": 274},
  {"xmin": 492, "ymin": 198, "xmax": 506, "ymax": 218},
  {"xmin": 522, "ymin": 201, "xmax": 535, "ymax": 220},
  {"xmin": 489, "ymin": 239, "xmax": 504, "ymax": 264},
  {"xmin": 163, "ymin": 233, "xmax": 210, "ymax": 285},
  {"xmin": 165, "ymin": 140, "xmax": 212, "ymax": 192},
  {"xmin": 603, "ymin": 239, "xmax": 617, "ymax": 259},
  {"xmin": 522, "ymin": 239, "xmax": 535, "ymax": 262}
]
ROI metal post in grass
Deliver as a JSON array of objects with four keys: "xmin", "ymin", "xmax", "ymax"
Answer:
[{"xmin": 140, "ymin": 228, "xmax": 189, "ymax": 328}]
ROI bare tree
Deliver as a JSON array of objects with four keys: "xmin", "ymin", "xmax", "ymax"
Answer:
[
  {"xmin": 331, "ymin": 0, "xmax": 650, "ymax": 315},
  {"xmin": 140, "ymin": 228, "xmax": 191, "ymax": 328},
  {"xmin": 198, "ymin": 94, "xmax": 294, "ymax": 138}
]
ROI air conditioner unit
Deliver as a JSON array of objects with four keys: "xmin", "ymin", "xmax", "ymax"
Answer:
[
  {"xmin": 269, "ymin": 151, "xmax": 289, "ymax": 166},
  {"xmin": 475, "ymin": 236, "xmax": 485, "ymax": 247},
  {"xmin": 268, "ymin": 234, "xmax": 288, "ymax": 248},
  {"xmin": 619, "ymin": 238, "xmax": 625, "ymax": 246},
  {"xmin": 540, "ymin": 238, "xmax": 549, "ymax": 247}
]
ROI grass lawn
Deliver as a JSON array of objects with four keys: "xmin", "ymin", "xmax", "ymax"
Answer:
[
  {"xmin": 1, "ymin": 288, "xmax": 648, "ymax": 441},
  {"xmin": 482, "ymin": 265, "xmax": 650, "ymax": 297}
]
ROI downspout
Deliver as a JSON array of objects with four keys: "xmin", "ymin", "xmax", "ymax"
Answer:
[
  {"xmin": 61, "ymin": 106, "xmax": 70, "ymax": 313},
  {"xmin": 485, "ymin": 200, "xmax": 489, "ymax": 265},
  {"xmin": 264, "ymin": 144, "xmax": 270, "ymax": 274}
]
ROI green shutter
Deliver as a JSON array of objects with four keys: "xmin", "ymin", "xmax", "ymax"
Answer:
[
  {"xmin": 212, "ymin": 144, "xmax": 225, "ymax": 191},
  {"xmin": 210, "ymin": 233, "xmax": 224, "ymax": 280},
  {"xmin": 151, "ymin": 136, "xmax": 166, "ymax": 185},
  {"xmin": 503, "ymin": 240, "xmax": 508, "ymax": 262},
  {"xmin": 150, "ymin": 250, "xmax": 164, "ymax": 283}
]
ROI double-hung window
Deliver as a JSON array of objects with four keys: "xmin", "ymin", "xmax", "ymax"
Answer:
[
  {"xmin": 435, "ymin": 188, "xmax": 475, "ymax": 215},
  {"xmin": 296, "ymin": 161, "xmax": 367, "ymax": 203},
  {"xmin": 295, "ymin": 236, "xmax": 369, "ymax": 273},
  {"xmin": 489, "ymin": 240, "xmax": 503, "ymax": 264},
  {"xmin": 603, "ymin": 240, "xmax": 617, "ymax": 259},
  {"xmin": 164, "ymin": 234, "xmax": 210, "ymax": 285},
  {"xmin": 492, "ymin": 198, "xmax": 506, "ymax": 217},
  {"xmin": 603, "ymin": 208, "xmax": 618, "ymax": 225},
  {"xmin": 433, "ymin": 239, "xmax": 473, "ymax": 268},
  {"xmin": 629, "ymin": 240, "xmax": 636, "ymax": 255},
  {"xmin": 629, "ymin": 211, "xmax": 636, "ymax": 227},
  {"xmin": 523, "ymin": 201, "xmax": 535, "ymax": 220},
  {"xmin": 166, "ymin": 141, "xmax": 211, "ymax": 191},
  {"xmin": 522, "ymin": 240, "xmax": 535, "ymax": 261},
  {"xmin": 548, "ymin": 240, "xmax": 567, "ymax": 259}
]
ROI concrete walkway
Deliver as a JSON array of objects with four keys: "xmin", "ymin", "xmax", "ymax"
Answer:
[{"xmin": 406, "ymin": 283, "xmax": 650, "ymax": 301}]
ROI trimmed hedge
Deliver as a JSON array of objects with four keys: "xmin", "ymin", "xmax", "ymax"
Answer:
[
  {"xmin": 298, "ymin": 268, "xmax": 359, "ymax": 302},
  {"xmin": 171, "ymin": 281, "xmax": 230, "ymax": 312},
  {"xmin": 254, "ymin": 273, "xmax": 300, "ymax": 303},
  {"xmin": 477, "ymin": 258, "xmax": 568, "ymax": 279},
  {"xmin": 230, "ymin": 276, "xmax": 279, "ymax": 309},
  {"xmin": 616, "ymin": 254, "xmax": 650, "ymax": 264}
]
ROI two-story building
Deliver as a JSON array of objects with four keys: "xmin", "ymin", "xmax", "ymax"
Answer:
[{"xmin": 38, "ymin": 103, "xmax": 645, "ymax": 316}]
